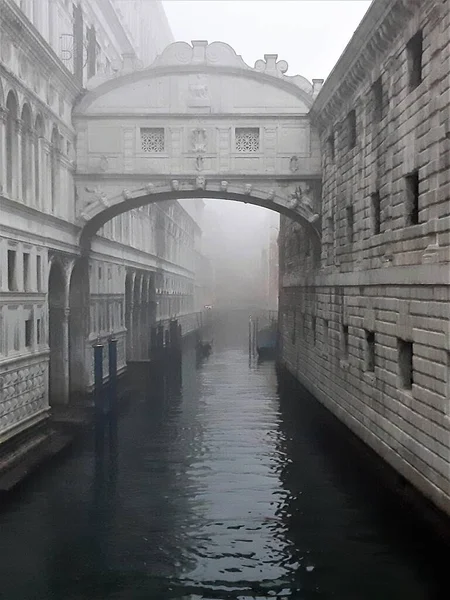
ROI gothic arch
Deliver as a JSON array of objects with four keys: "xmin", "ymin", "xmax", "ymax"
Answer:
[
  {"xmin": 20, "ymin": 103, "xmax": 32, "ymax": 202},
  {"xmin": 50, "ymin": 125, "xmax": 59, "ymax": 212},
  {"xmin": 34, "ymin": 113, "xmax": 45, "ymax": 206},
  {"xmin": 6, "ymin": 91, "xmax": 18, "ymax": 196}
]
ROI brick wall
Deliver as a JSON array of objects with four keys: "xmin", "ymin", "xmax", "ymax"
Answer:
[{"xmin": 279, "ymin": 0, "xmax": 450, "ymax": 516}]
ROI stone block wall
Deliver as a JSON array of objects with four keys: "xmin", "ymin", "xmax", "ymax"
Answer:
[{"xmin": 279, "ymin": 0, "xmax": 450, "ymax": 516}]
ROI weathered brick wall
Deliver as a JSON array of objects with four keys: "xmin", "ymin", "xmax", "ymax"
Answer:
[{"xmin": 279, "ymin": 0, "xmax": 450, "ymax": 516}]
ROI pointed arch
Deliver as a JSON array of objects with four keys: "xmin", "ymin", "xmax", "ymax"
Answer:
[
  {"xmin": 21, "ymin": 103, "xmax": 32, "ymax": 202},
  {"xmin": 34, "ymin": 113, "xmax": 45, "ymax": 207},
  {"xmin": 50, "ymin": 125, "xmax": 59, "ymax": 212},
  {"xmin": 6, "ymin": 91, "xmax": 18, "ymax": 196}
]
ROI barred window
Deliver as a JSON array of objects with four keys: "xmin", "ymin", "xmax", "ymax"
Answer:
[
  {"xmin": 235, "ymin": 128, "xmax": 260, "ymax": 152},
  {"xmin": 141, "ymin": 128, "xmax": 165, "ymax": 153}
]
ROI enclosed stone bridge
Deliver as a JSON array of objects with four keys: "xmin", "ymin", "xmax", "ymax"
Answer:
[{"xmin": 73, "ymin": 40, "xmax": 323, "ymax": 250}]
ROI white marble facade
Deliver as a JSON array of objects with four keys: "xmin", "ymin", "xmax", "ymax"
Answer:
[{"xmin": 0, "ymin": 0, "xmax": 202, "ymax": 446}]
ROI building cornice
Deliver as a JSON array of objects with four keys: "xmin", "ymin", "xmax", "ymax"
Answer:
[
  {"xmin": 310, "ymin": 0, "xmax": 437, "ymax": 130},
  {"xmin": 1, "ymin": 0, "xmax": 81, "ymax": 99}
]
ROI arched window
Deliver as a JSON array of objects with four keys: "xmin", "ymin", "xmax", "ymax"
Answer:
[
  {"xmin": 34, "ymin": 115, "xmax": 44, "ymax": 207},
  {"xmin": 21, "ymin": 103, "xmax": 32, "ymax": 203},
  {"xmin": 6, "ymin": 92, "xmax": 18, "ymax": 196},
  {"xmin": 50, "ymin": 125, "xmax": 59, "ymax": 212}
]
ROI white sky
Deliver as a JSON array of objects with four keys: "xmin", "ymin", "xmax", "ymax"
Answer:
[{"xmin": 162, "ymin": 0, "xmax": 372, "ymax": 82}]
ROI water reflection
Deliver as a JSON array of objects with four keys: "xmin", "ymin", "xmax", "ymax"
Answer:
[{"xmin": 0, "ymin": 314, "xmax": 448, "ymax": 599}]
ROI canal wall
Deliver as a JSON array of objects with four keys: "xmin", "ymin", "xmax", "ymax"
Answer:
[{"xmin": 279, "ymin": 0, "xmax": 450, "ymax": 517}]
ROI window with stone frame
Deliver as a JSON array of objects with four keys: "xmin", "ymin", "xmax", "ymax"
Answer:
[
  {"xmin": 341, "ymin": 324, "xmax": 349, "ymax": 360},
  {"xmin": 405, "ymin": 170, "xmax": 420, "ymax": 226},
  {"xmin": 398, "ymin": 338, "xmax": 413, "ymax": 389},
  {"xmin": 346, "ymin": 205, "xmax": 354, "ymax": 244},
  {"xmin": 371, "ymin": 191, "xmax": 381, "ymax": 234},
  {"xmin": 407, "ymin": 30, "xmax": 423, "ymax": 91},
  {"xmin": 141, "ymin": 128, "xmax": 165, "ymax": 153},
  {"xmin": 7, "ymin": 249, "xmax": 17, "ymax": 291},
  {"xmin": 372, "ymin": 76, "xmax": 383, "ymax": 123},
  {"xmin": 327, "ymin": 131, "xmax": 335, "ymax": 163},
  {"xmin": 235, "ymin": 128, "xmax": 260, "ymax": 152},
  {"xmin": 365, "ymin": 330, "xmax": 375, "ymax": 372},
  {"xmin": 347, "ymin": 110, "xmax": 357, "ymax": 148}
]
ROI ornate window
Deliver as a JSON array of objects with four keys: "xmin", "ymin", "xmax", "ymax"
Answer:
[
  {"xmin": 141, "ymin": 128, "xmax": 165, "ymax": 153},
  {"xmin": 235, "ymin": 128, "xmax": 260, "ymax": 152}
]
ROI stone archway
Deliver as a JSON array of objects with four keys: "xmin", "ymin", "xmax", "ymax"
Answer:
[
  {"xmin": 48, "ymin": 260, "xmax": 66, "ymax": 406},
  {"xmin": 69, "ymin": 259, "xmax": 89, "ymax": 399}
]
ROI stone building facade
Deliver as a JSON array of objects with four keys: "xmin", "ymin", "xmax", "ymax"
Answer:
[
  {"xmin": 0, "ymin": 0, "xmax": 204, "ymax": 474},
  {"xmin": 279, "ymin": 0, "xmax": 450, "ymax": 516}
]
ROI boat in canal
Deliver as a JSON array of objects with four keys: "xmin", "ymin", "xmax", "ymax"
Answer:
[{"xmin": 256, "ymin": 320, "xmax": 278, "ymax": 360}]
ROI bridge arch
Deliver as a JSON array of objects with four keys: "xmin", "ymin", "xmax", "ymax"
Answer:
[{"xmin": 74, "ymin": 40, "xmax": 323, "ymax": 251}]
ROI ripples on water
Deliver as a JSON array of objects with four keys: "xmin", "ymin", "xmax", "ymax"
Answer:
[{"xmin": 0, "ymin": 314, "xmax": 448, "ymax": 599}]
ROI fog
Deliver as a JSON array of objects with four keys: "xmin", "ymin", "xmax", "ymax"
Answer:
[{"xmin": 165, "ymin": 1, "xmax": 371, "ymax": 311}]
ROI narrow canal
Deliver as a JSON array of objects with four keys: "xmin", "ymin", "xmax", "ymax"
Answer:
[{"xmin": 0, "ymin": 312, "xmax": 448, "ymax": 599}]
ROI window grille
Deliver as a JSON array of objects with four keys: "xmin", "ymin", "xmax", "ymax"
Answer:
[
  {"xmin": 141, "ymin": 128, "xmax": 165, "ymax": 153},
  {"xmin": 235, "ymin": 128, "xmax": 260, "ymax": 152}
]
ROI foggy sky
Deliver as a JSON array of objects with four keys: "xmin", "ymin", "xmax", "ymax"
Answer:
[{"xmin": 162, "ymin": 0, "xmax": 372, "ymax": 82}]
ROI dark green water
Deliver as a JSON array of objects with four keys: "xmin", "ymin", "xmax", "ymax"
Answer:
[{"xmin": 0, "ymin": 314, "xmax": 448, "ymax": 599}]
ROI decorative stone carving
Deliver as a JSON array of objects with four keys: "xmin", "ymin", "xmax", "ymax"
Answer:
[
  {"xmin": 0, "ymin": 363, "xmax": 48, "ymax": 432},
  {"xmin": 191, "ymin": 127, "xmax": 207, "ymax": 153},
  {"xmin": 188, "ymin": 74, "xmax": 210, "ymax": 107},
  {"xmin": 122, "ymin": 189, "xmax": 132, "ymax": 200},
  {"xmin": 244, "ymin": 184, "xmax": 252, "ymax": 195},
  {"xmin": 83, "ymin": 186, "xmax": 109, "ymax": 208},
  {"xmin": 195, "ymin": 155, "xmax": 204, "ymax": 171},
  {"xmin": 267, "ymin": 189, "xmax": 275, "ymax": 201},
  {"xmin": 145, "ymin": 183, "xmax": 155, "ymax": 193},
  {"xmin": 254, "ymin": 54, "xmax": 288, "ymax": 77},
  {"xmin": 195, "ymin": 176, "xmax": 206, "ymax": 190},
  {"xmin": 99, "ymin": 155, "xmax": 109, "ymax": 172},
  {"xmin": 220, "ymin": 181, "xmax": 228, "ymax": 192},
  {"xmin": 289, "ymin": 156, "xmax": 300, "ymax": 173},
  {"xmin": 171, "ymin": 180, "xmax": 179, "ymax": 191}
]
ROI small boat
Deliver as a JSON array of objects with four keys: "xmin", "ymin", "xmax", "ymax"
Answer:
[{"xmin": 256, "ymin": 324, "xmax": 277, "ymax": 360}]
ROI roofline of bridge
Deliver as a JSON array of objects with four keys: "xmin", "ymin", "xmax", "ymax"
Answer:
[
  {"xmin": 74, "ymin": 64, "xmax": 315, "ymax": 115},
  {"xmin": 73, "ymin": 112, "xmax": 311, "ymax": 121}
]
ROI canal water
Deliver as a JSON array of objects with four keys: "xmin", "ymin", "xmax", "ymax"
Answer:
[{"xmin": 0, "ymin": 312, "xmax": 448, "ymax": 599}]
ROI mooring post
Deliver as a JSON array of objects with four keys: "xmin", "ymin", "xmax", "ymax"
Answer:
[{"xmin": 248, "ymin": 317, "xmax": 252, "ymax": 356}]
